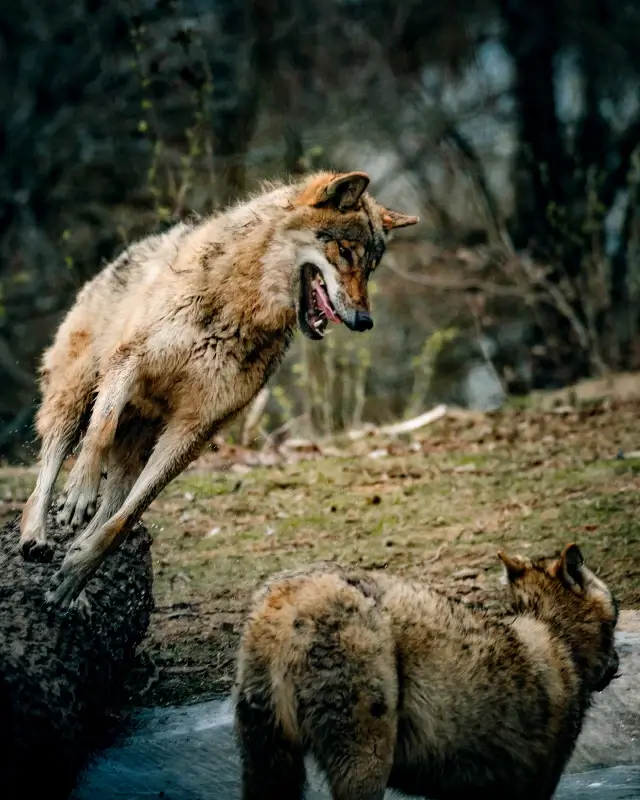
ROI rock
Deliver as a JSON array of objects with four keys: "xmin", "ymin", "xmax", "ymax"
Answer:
[
  {"xmin": 0, "ymin": 511, "xmax": 153, "ymax": 800},
  {"xmin": 569, "ymin": 611, "xmax": 640, "ymax": 774}
]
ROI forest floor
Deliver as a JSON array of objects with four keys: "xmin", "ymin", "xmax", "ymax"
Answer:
[{"xmin": 1, "ymin": 372, "xmax": 639, "ymax": 706}]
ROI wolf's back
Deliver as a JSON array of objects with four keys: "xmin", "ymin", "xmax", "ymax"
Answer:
[
  {"xmin": 98, "ymin": 221, "xmax": 195, "ymax": 298},
  {"xmin": 55, "ymin": 220, "xmax": 198, "ymax": 360}
]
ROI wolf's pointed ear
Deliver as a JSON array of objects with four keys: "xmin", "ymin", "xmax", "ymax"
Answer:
[
  {"xmin": 497, "ymin": 550, "xmax": 526, "ymax": 583},
  {"xmin": 381, "ymin": 208, "xmax": 420, "ymax": 231},
  {"xmin": 555, "ymin": 543, "xmax": 585, "ymax": 590},
  {"xmin": 302, "ymin": 171, "xmax": 370, "ymax": 211}
]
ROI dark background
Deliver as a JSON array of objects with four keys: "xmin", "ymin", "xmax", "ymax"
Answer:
[{"xmin": 3, "ymin": 0, "xmax": 640, "ymax": 458}]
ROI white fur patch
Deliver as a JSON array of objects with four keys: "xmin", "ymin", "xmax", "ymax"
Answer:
[{"xmin": 296, "ymin": 245, "xmax": 343, "ymax": 308}]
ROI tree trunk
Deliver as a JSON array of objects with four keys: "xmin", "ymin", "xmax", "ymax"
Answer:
[
  {"xmin": 209, "ymin": 0, "xmax": 262, "ymax": 206},
  {"xmin": 499, "ymin": 0, "xmax": 568, "ymax": 255}
]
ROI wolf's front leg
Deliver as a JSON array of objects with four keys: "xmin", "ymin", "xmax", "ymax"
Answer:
[
  {"xmin": 46, "ymin": 414, "xmax": 208, "ymax": 609},
  {"xmin": 57, "ymin": 449, "xmax": 103, "ymax": 530},
  {"xmin": 58, "ymin": 356, "xmax": 137, "ymax": 530},
  {"xmin": 50, "ymin": 420, "xmax": 156, "ymax": 614},
  {"xmin": 20, "ymin": 432, "xmax": 74, "ymax": 561}
]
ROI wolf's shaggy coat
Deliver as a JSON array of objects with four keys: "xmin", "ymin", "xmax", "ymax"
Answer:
[{"xmin": 235, "ymin": 545, "xmax": 619, "ymax": 800}]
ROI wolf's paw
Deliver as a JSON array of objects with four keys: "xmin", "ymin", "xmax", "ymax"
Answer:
[
  {"xmin": 19, "ymin": 512, "xmax": 54, "ymax": 562},
  {"xmin": 58, "ymin": 477, "xmax": 99, "ymax": 530},
  {"xmin": 45, "ymin": 548, "xmax": 97, "ymax": 610},
  {"xmin": 20, "ymin": 536, "xmax": 54, "ymax": 563}
]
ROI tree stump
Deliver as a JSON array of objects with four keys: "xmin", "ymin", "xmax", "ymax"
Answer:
[{"xmin": 0, "ymin": 511, "xmax": 153, "ymax": 799}]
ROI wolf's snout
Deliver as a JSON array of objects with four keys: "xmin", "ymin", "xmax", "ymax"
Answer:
[
  {"xmin": 344, "ymin": 310, "xmax": 373, "ymax": 332},
  {"xmin": 594, "ymin": 647, "xmax": 620, "ymax": 691},
  {"xmin": 355, "ymin": 310, "xmax": 373, "ymax": 331}
]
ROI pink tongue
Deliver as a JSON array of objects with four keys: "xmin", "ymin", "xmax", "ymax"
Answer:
[{"xmin": 314, "ymin": 281, "xmax": 341, "ymax": 323}]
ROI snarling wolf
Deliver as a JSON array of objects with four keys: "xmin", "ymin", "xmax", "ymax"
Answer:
[
  {"xmin": 19, "ymin": 171, "xmax": 418, "ymax": 607},
  {"xmin": 234, "ymin": 544, "xmax": 620, "ymax": 800}
]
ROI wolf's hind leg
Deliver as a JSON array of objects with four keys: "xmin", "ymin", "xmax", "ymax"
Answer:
[
  {"xmin": 235, "ymin": 687, "xmax": 306, "ymax": 800},
  {"xmin": 58, "ymin": 354, "xmax": 138, "ymax": 530},
  {"xmin": 304, "ymin": 653, "xmax": 396, "ymax": 800},
  {"xmin": 310, "ymin": 725, "xmax": 391, "ymax": 800}
]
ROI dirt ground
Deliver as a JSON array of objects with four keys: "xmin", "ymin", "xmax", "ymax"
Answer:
[{"xmin": 1, "ymin": 376, "xmax": 639, "ymax": 707}]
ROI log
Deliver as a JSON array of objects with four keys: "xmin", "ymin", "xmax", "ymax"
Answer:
[{"xmin": 0, "ymin": 511, "xmax": 153, "ymax": 800}]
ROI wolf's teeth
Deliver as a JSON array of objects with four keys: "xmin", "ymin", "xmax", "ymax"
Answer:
[{"xmin": 316, "ymin": 275, "xmax": 326, "ymax": 287}]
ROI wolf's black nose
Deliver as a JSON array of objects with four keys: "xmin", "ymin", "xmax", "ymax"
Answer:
[{"xmin": 354, "ymin": 311, "xmax": 373, "ymax": 332}]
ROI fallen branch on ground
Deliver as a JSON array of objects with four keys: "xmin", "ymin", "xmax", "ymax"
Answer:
[{"xmin": 347, "ymin": 405, "xmax": 448, "ymax": 440}]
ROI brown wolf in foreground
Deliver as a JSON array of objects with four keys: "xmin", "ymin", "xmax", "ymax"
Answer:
[
  {"xmin": 235, "ymin": 544, "xmax": 620, "ymax": 800},
  {"xmin": 19, "ymin": 171, "xmax": 418, "ymax": 608}
]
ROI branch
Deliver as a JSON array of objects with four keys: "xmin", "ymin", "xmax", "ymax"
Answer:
[
  {"xmin": 385, "ymin": 259, "xmax": 534, "ymax": 300},
  {"xmin": 515, "ymin": 256, "xmax": 608, "ymax": 375},
  {"xmin": 440, "ymin": 125, "xmax": 515, "ymax": 253},
  {"xmin": 347, "ymin": 405, "xmax": 447, "ymax": 440}
]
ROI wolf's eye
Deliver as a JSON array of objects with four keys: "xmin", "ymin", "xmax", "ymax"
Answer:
[{"xmin": 337, "ymin": 242, "xmax": 353, "ymax": 265}]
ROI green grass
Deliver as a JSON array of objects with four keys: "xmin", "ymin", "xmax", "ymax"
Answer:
[{"xmin": 2, "ymin": 397, "xmax": 639, "ymax": 705}]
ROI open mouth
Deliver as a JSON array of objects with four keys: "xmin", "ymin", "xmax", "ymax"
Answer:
[{"xmin": 298, "ymin": 263, "xmax": 342, "ymax": 340}]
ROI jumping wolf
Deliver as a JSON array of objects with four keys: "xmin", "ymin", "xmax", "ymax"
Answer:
[
  {"xmin": 235, "ymin": 544, "xmax": 620, "ymax": 800},
  {"xmin": 19, "ymin": 171, "xmax": 418, "ymax": 607}
]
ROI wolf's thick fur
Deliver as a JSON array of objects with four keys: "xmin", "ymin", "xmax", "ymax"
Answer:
[
  {"xmin": 234, "ymin": 545, "xmax": 620, "ymax": 800},
  {"xmin": 20, "ymin": 171, "xmax": 418, "ymax": 607}
]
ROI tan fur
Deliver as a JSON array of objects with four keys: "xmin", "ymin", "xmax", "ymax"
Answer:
[
  {"xmin": 19, "ymin": 172, "xmax": 418, "ymax": 608},
  {"xmin": 234, "ymin": 544, "xmax": 619, "ymax": 800}
]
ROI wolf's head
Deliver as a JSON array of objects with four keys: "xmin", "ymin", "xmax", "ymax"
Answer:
[
  {"xmin": 284, "ymin": 171, "xmax": 418, "ymax": 340},
  {"xmin": 498, "ymin": 543, "xmax": 620, "ymax": 692}
]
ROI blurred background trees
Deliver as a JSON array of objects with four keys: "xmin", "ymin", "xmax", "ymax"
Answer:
[{"xmin": 2, "ymin": 0, "xmax": 640, "ymax": 458}]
